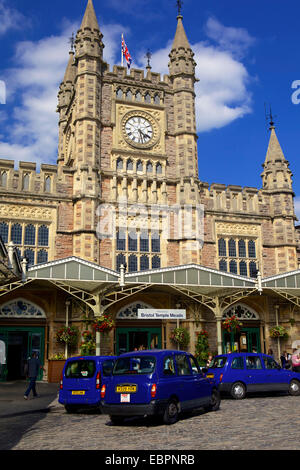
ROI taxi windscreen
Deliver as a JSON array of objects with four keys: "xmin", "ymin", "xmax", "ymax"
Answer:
[
  {"xmin": 65, "ymin": 360, "xmax": 96, "ymax": 378},
  {"xmin": 113, "ymin": 355, "xmax": 156, "ymax": 375},
  {"xmin": 210, "ymin": 356, "xmax": 228, "ymax": 369}
]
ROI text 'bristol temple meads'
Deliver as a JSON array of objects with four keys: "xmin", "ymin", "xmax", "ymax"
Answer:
[{"xmin": 1, "ymin": 0, "xmax": 300, "ymax": 381}]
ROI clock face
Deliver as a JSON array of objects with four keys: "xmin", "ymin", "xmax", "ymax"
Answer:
[{"xmin": 125, "ymin": 116, "xmax": 153, "ymax": 145}]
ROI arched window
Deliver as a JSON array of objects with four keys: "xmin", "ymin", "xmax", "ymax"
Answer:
[
  {"xmin": 116, "ymin": 253, "xmax": 126, "ymax": 272},
  {"xmin": 238, "ymin": 239, "xmax": 246, "ymax": 258},
  {"xmin": 24, "ymin": 249, "xmax": 35, "ymax": 266},
  {"xmin": 23, "ymin": 174, "xmax": 30, "ymax": 191},
  {"xmin": 0, "ymin": 222, "xmax": 8, "ymax": 243},
  {"xmin": 117, "ymin": 158, "xmax": 123, "ymax": 170},
  {"xmin": 128, "ymin": 231, "xmax": 137, "ymax": 252},
  {"xmin": 140, "ymin": 255, "xmax": 149, "ymax": 271},
  {"xmin": 152, "ymin": 255, "xmax": 161, "ymax": 269},
  {"xmin": 249, "ymin": 261, "xmax": 257, "ymax": 278},
  {"xmin": 248, "ymin": 240, "xmax": 256, "ymax": 258},
  {"xmin": 126, "ymin": 90, "xmax": 132, "ymax": 100},
  {"xmin": 128, "ymin": 254, "xmax": 137, "ymax": 272},
  {"xmin": 156, "ymin": 163, "xmax": 162, "ymax": 174},
  {"xmin": 116, "ymin": 88, "xmax": 123, "ymax": 99},
  {"xmin": 117, "ymin": 230, "xmax": 126, "ymax": 251},
  {"xmin": 140, "ymin": 231, "xmax": 149, "ymax": 252},
  {"xmin": 136, "ymin": 160, "xmax": 143, "ymax": 172},
  {"xmin": 126, "ymin": 159, "xmax": 133, "ymax": 171},
  {"xmin": 229, "ymin": 260, "xmax": 237, "ymax": 274},
  {"xmin": 24, "ymin": 224, "xmax": 35, "ymax": 245},
  {"xmin": 38, "ymin": 225, "xmax": 49, "ymax": 246},
  {"xmin": 151, "ymin": 232, "xmax": 160, "ymax": 253},
  {"xmin": 218, "ymin": 239, "xmax": 226, "ymax": 257},
  {"xmin": 37, "ymin": 249, "xmax": 48, "ymax": 264},
  {"xmin": 219, "ymin": 260, "xmax": 227, "ymax": 272},
  {"xmin": 11, "ymin": 223, "xmax": 22, "ymax": 244},
  {"xmin": 144, "ymin": 93, "xmax": 151, "ymax": 103},
  {"xmin": 239, "ymin": 261, "xmax": 248, "ymax": 277},
  {"xmin": 146, "ymin": 161, "xmax": 153, "ymax": 173},
  {"xmin": 135, "ymin": 91, "xmax": 142, "ymax": 102},
  {"xmin": 0, "ymin": 171, "xmax": 7, "ymax": 187},
  {"xmin": 44, "ymin": 176, "xmax": 51, "ymax": 192},
  {"xmin": 154, "ymin": 94, "xmax": 160, "ymax": 105},
  {"xmin": 228, "ymin": 239, "xmax": 236, "ymax": 257}
]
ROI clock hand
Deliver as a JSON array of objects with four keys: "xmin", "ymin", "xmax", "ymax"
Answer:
[{"xmin": 138, "ymin": 129, "xmax": 144, "ymax": 143}]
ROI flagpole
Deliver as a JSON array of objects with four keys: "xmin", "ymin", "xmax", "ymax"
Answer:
[{"xmin": 121, "ymin": 34, "xmax": 123, "ymax": 67}]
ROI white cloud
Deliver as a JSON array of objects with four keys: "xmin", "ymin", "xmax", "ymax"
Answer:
[
  {"xmin": 294, "ymin": 197, "xmax": 300, "ymax": 221},
  {"xmin": 0, "ymin": 0, "xmax": 27, "ymax": 36}
]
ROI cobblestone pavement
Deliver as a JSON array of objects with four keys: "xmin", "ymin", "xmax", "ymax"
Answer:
[{"xmin": 1, "ymin": 383, "xmax": 300, "ymax": 451}]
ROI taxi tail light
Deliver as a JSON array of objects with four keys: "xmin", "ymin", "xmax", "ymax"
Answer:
[
  {"xmin": 96, "ymin": 371, "xmax": 101, "ymax": 389},
  {"xmin": 101, "ymin": 384, "xmax": 106, "ymax": 399},
  {"xmin": 60, "ymin": 372, "xmax": 63, "ymax": 390},
  {"xmin": 151, "ymin": 384, "xmax": 157, "ymax": 398},
  {"xmin": 219, "ymin": 373, "xmax": 223, "ymax": 383}
]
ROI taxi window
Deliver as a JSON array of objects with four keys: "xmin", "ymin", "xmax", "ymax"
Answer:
[
  {"xmin": 189, "ymin": 355, "xmax": 200, "ymax": 375},
  {"xmin": 231, "ymin": 357, "xmax": 244, "ymax": 369},
  {"xmin": 246, "ymin": 356, "xmax": 262, "ymax": 370},
  {"xmin": 163, "ymin": 356, "xmax": 176, "ymax": 376},
  {"xmin": 210, "ymin": 356, "xmax": 227, "ymax": 368},
  {"xmin": 65, "ymin": 360, "xmax": 96, "ymax": 378},
  {"xmin": 263, "ymin": 357, "xmax": 279, "ymax": 370},
  {"xmin": 102, "ymin": 359, "xmax": 115, "ymax": 376},
  {"xmin": 113, "ymin": 355, "xmax": 156, "ymax": 375},
  {"xmin": 175, "ymin": 354, "xmax": 191, "ymax": 376}
]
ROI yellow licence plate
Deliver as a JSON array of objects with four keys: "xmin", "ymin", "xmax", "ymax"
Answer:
[
  {"xmin": 206, "ymin": 374, "xmax": 214, "ymax": 378},
  {"xmin": 116, "ymin": 385, "xmax": 137, "ymax": 393},
  {"xmin": 72, "ymin": 391, "xmax": 85, "ymax": 395}
]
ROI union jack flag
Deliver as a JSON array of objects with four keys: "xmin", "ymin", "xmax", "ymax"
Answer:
[{"xmin": 121, "ymin": 34, "xmax": 132, "ymax": 70}]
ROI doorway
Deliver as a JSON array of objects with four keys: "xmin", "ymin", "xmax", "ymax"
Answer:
[
  {"xmin": 222, "ymin": 327, "xmax": 261, "ymax": 353},
  {"xmin": 116, "ymin": 327, "xmax": 162, "ymax": 354}
]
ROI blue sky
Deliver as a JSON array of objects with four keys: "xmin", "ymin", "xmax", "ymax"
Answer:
[{"xmin": 0, "ymin": 0, "xmax": 300, "ymax": 217}]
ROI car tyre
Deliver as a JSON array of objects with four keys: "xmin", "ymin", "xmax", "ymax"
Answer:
[
  {"xmin": 205, "ymin": 388, "xmax": 221, "ymax": 412},
  {"xmin": 230, "ymin": 381, "xmax": 246, "ymax": 400},
  {"xmin": 64, "ymin": 405, "xmax": 78, "ymax": 413},
  {"xmin": 289, "ymin": 379, "xmax": 300, "ymax": 396},
  {"xmin": 109, "ymin": 415, "xmax": 125, "ymax": 425},
  {"xmin": 163, "ymin": 399, "xmax": 179, "ymax": 425}
]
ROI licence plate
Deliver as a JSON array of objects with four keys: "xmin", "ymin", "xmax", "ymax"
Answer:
[
  {"xmin": 116, "ymin": 385, "xmax": 137, "ymax": 393},
  {"xmin": 72, "ymin": 391, "xmax": 85, "ymax": 395},
  {"xmin": 206, "ymin": 374, "xmax": 214, "ymax": 378},
  {"xmin": 121, "ymin": 394, "xmax": 130, "ymax": 403}
]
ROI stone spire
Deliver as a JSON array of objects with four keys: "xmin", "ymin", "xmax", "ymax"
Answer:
[
  {"xmin": 75, "ymin": 0, "xmax": 104, "ymax": 59},
  {"xmin": 63, "ymin": 51, "xmax": 75, "ymax": 84},
  {"xmin": 168, "ymin": 13, "xmax": 196, "ymax": 78},
  {"xmin": 261, "ymin": 123, "xmax": 293, "ymax": 191},
  {"xmin": 171, "ymin": 15, "xmax": 191, "ymax": 50},
  {"xmin": 80, "ymin": 0, "xmax": 100, "ymax": 32}
]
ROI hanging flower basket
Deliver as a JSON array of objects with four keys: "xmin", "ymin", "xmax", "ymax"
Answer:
[
  {"xmin": 269, "ymin": 325, "xmax": 289, "ymax": 339},
  {"xmin": 222, "ymin": 315, "xmax": 242, "ymax": 333},
  {"xmin": 92, "ymin": 313, "xmax": 115, "ymax": 333},
  {"xmin": 170, "ymin": 327, "xmax": 190, "ymax": 348},
  {"xmin": 80, "ymin": 339, "xmax": 96, "ymax": 355},
  {"xmin": 56, "ymin": 326, "xmax": 79, "ymax": 347},
  {"xmin": 195, "ymin": 330, "xmax": 210, "ymax": 366}
]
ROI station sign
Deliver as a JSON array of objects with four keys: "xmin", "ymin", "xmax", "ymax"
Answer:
[{"xmin": 137, "ymin": 309, "xmax": 186, "ymax": 320}]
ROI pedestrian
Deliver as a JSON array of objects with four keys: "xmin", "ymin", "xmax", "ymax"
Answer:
[
  {"xmin": 280, "ymin": 351, "xmax": 291, "ymax": 369},
  {"xmin": 292, "ymin": 351, "xmax": 300, "ymax": 373},
  {"xmin": 267, "ymin": 348, "xmax": 274, "ymax": 358},
  {"xmin": 206, "ymin": 354, "xmax": 213, "ymax": 368},
  {"xmin": 24, "ymin": 352, "xmax": 44, "ymax": 400}
]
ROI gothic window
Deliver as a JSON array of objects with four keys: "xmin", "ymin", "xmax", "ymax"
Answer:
[
  {"xmin": 238, "ymin": 239, "xmax": 246, "ymax": 258},
  {"xmin": 0, "ymin": 222, "xmax": 8, "ymax": 243},
  {"xmin": 117, "ymin": 230, "xmax": 126, "ymax": 251},
  {"xmin": 128, "ymin": 231, "xmax": 137, "ymax": 252},
  {"xmin": 219, "ymin": 260, "xmax": 227, "ymax": 272},
  {"xmin": 156, "ymin": 163, "xmax": 162, "ymax": 174},
  {"xmin": 11, "ymin": 223, "xmax": 22, "ymax": 245},
  {"xmin": 239, "ymin": 261, "xmax": 248, "ymax": 277},
  {"xmin": 23, "ymin": 174, "xmax": 30, "ymax": 191},
  {"xmin": 151, "ymin": 232, "xmax": 160, "ymax": 253},
  {"xmin": 117, "ymin": 158, "xmax": 123, "ymax": 170},
  {"xmin": 249, "ymin": 261, "xmax": 257, "ymax": 278},
  {"xmin": 44, "ymin": 176, "xmax": 51, "ymax": 192},
  {"xmin": 140, "ymin": 255, "xmax": 149, "ymax": 271},
  {"xmin": 140, "ymin": 231, "xmax": 149, "ymax": 252},
  {"xmin": 116, "ymin": 253, "xmax": 126, "ymax": 272},
  {"xmin": 38, "ymin": 225, "xmax": 49, "ymax": 247},
  {"xmin": 127, "ymin": 159, "xmax": 133, "ymax": 171},
  {"xmin": 136, "ymin": 160, "xmax": 143, "ymax": 172},
  {"xmin": 37, "ymin": 249, "xmax": 48, "ymax": 264},
  {"xmin": 229, "ymin": 260, "xmax": 237, "ymax": 274},
  {"xmin": 0, "ymin": 171, "xmax": 7, "ymax": 187},
  {"xmin": 218, "ymin": 239, "xmax": 226, "ymax": 257},
  {"xmin": 24, "ymin": 249, "xmax": 35, "ymax": 266},
  {"xmin": 152, "ymin": 255, "xmax": 161, "ymax": 269},
  {"xmin": 24, "ymin": 224, "xmax": 35, "ymax": 246},
  {"xmin": 228, "ymin": 239, "xmax": 236, "ymax": 257},
  {"xmin": 126, "ymin": 90, "xmax": 132, "ymax": 100},
  {"xmin": 248, "ymin": 240, "xmax": 256, "ymax": 258},
  {"xmin": 135, "ymin": 91, "xmax": 142, "ymax": 102},
  {"xmin": 116, "ymin": 88, "xmax": 123, "ymax": 99},
  {"xmin": 146, "ymin": 161, "xmax": 153, "ymax": 173},
  {"xmin": 128, "ymin": 254, "xmax": 137, "ymax": 272},
  {"xmin": 144, "ymin": 93, "xmax": 151, "ymax": 103},
  {"xmin": 154, "ymin": 94, "xmax": 160, "ymax": 105}
]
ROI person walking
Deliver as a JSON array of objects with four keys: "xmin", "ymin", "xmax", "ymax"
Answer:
[
  {"xmin": 24, "ymin": 352, "xmax": 44, "ymax": 399},
  {"xmin": 292, "ymin": 351, "xmax": 300, "ymax": 373}
]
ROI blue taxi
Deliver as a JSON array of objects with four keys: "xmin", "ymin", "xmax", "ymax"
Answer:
[
  {"xmin": 205, "ymin": 352, "xmax": 300, "ymax": 399},
  {"xmin": 100, "ymin": 349, "xmax": 220, "ymax": 425},
  {"xmin": 59, "ymin": 355, "xmax": 116, "ymax": 412}
]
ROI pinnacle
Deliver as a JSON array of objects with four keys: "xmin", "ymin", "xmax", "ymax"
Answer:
[
  {"xmin": 264, "ymin": 127, "xmax": 286, "ymax": 164},
  {"xmin": 63, "ymin": 51, "xmax": 75, "ymax": 83},
  {"xmin": 80, "ymin": 0, "xmax": 100, "ymax": 31},
  {"xmin": 171, "ymin": 15, "xmax": 191, "ymax": 50}
]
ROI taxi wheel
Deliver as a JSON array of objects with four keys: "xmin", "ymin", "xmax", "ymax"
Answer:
[
  {"xmin": 205, "ymin": 389, "xmax": 221, "ymax": 411},
  {"xmin": 109, "ymin": 415, "xmax": 125, "ymax": 425},
  {"xmin": 163, "ymin": 399, "xmax": 179, "ymax": 425},
  {"xmin": 289, "ymin": 379, "xmax": 300, "ymax": 396},
  {"xmin": 230, "ymin": 382, "xmax": 246, "ymax": 400},
  {"xmin": 64, "ymin": 405, "xmax": 78, "ymax": 413}
]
